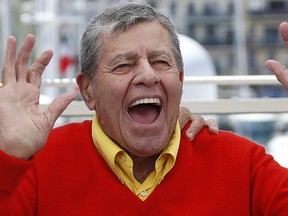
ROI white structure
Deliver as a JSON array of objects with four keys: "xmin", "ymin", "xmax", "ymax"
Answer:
[
  {"xmin": 179, "ymin": 34, "xmax": 217, "ymax": 101},
  {"xmin": 267, "ymin": 135, "xmax": 288, "ymax": 168}
]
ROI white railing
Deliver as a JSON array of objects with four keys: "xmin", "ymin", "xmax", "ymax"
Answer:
[
  {"xmin": 40, "ymin": 75, "xmax": 287, "ymax": 116},
  {"xmin": 40, "ymin": 75, "xmax": 288, "ymax": 168}
]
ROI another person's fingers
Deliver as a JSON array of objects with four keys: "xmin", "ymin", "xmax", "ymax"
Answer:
[
  {"xmin": 1, "ymin": 36, "xmax": 17, "ymax": 84},
  {"xmin": 279, "ymin": 22, "xmax": 288, "ymax": 49},
  {"xmin": 178, "ymin": 106, "xmax": 219, "ymax": 140},
  {"xmin": 178, "ymin": 106, "xmax": 194, "ymax": 130},
  {"xmin": 265, "ymin": 60, "xmax": 288, "ymax": 88},
  {"xmin": 265, "ymin": 22, "xmax": 288, "ymax": 88},
  {"xmin": 205, "ymin": 119, "xmax": 219, "ymax": 134},
  {"xmin": 186, "ymin": 117, "xmax": 219, "ymax": 140},
  {"xmin": 185, "ymin": 115, "xmax": 205, "ymax": 141}
]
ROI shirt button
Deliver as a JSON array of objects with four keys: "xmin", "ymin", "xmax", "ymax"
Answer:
[
  {"xmin": 140, "ymin": 190, "xmax": 147, "ymax": 197},
  {"xmin": 121, "ymin": 155, "xmax": 126, "ymax": 162}
]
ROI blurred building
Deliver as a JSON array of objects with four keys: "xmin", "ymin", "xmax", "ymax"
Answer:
[
  {"xmin": 61, "ymin": 0, "xmax": 288, "ymax": 99},
  {"xmin": 148, "ymin": 0, "xmax": 288, "ymax": 98},
  {"xmin": 1, "ymin": 0, "xmax": 288, "ymax": 99}
]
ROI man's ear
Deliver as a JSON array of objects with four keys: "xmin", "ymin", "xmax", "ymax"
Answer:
[
  {"xmin": 179, "ymin": 70, "xmax": 184, "ymax": 95},
  {"xmin": 180, "ymin": 70, "xmax": 184, "ymax": 81},
  {"xmin": 76, "ymin": 72, "xmax": 96, "ymax": 110}
]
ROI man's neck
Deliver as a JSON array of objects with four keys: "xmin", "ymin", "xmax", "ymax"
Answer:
[{"xmin": 130, "ymin": 153, "xmax": 161, "ymax": 183}]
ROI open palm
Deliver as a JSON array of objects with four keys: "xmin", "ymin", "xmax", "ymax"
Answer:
[{"xmin": 0, "ymin": 35, "xmax": 75, "ymax": 159}]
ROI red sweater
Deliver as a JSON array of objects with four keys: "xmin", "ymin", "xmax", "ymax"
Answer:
[{"xmin": 0, "ymin": 120, "xmax": 288, "ymax": 215}]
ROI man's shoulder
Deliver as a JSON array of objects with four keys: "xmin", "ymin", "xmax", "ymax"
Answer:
[
  {"xmin": 181, "ymin": 126, "xmax": 263, "ymax": 154},
  {"xmin": 44, "ymin": 120, "xmax": 93, "ymax": 150},
  {"xmin": 180, "ymin": 127, "xmax": 269, "ymax": 169},
  {"xmin": 49, "ymin": 120, "xmax": 92, "ymax": 138},
  {"xmin": 35, "ymin": 120, "xmax": 94, "ymax": 161},
  {"xmin": 197, "ymin": 128, "xmax": 253, "ymax": 143}
]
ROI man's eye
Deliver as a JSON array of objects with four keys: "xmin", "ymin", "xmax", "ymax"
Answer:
[
  {"xmin": 152, "ymin": 60, "xmax": 172, "ymax": 70},
  {"xmin": 116, "ymin": 64, "xmax": 129, "ymax": 69},
  {"xmin": 154, "ymin": 60, "xmax": 169, "ymax": 65},
  {"xmin": 114, "ymin": 64, "xmax": 130, "ymax": 71}
]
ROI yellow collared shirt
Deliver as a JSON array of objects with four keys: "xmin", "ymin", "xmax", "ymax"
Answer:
[{"xmin": 91, "ymin": 114, "xmax": 180, "ymax": 201}]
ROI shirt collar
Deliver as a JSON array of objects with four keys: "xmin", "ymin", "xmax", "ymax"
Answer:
[{"xmin": 91, "ymin": 114, "xmax": 180, "ymax": 180}]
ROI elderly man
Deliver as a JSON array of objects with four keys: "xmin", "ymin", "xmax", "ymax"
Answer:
[{"xmin": 0, "ymin": 2, "xmax": 288, "ymax": 215}]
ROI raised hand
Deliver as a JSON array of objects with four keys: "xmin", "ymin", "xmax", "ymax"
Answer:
[
  {"xmin": 265, "ymin": 22, "xmax": 288, "ymax": 88},
  {"xmin": 0, "ymin": 34, "xmax": 75, "ymax": 160}
]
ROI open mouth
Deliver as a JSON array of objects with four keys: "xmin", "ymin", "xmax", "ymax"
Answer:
[{"xmin": 128, "ymin": 98, "xmax": 161, "ymax": 124}]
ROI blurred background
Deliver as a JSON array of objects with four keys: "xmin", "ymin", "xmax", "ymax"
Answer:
[{"xmin": 1, "ymin": 0, "xmax": 288, "ymax": 167}]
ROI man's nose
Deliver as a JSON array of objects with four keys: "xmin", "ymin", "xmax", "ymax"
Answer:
[{"xmin": 131, "ymin": 61, "xmax": 160, "ymax": 86}]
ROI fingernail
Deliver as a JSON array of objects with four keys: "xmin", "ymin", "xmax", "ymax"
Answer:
[{"xmin": 187, "ymin": 132, "xmax": 194, "ymax": 139}]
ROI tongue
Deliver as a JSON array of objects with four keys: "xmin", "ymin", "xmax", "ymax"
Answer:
[{"xmin": 128, "ymin": 104, "xmax": 159, "ymax": 124}]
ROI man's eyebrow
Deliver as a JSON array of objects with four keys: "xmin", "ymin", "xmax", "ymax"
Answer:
[
  {"xmin": 109, "ymin": 53, "xmax": 135, "ymax": 65},
  {"xmin": 108, "ymin": 50, "xmax": 173, "ymax": 65},
  {"xmin": 149, "ymin": 50, "xmax": 173, "ymax": 59}
]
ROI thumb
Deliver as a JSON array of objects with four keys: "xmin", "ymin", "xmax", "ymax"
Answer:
[{"xmin": 44, "ymin": 92, "xmax": 76, "ymax": 128}]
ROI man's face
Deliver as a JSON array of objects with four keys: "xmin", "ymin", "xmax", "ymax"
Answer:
[{"xmin": 90, "ymin": 21, "xmax": 183, "ymax": 157}]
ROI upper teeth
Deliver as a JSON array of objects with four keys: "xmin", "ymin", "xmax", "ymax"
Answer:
[{"xmin": 131, "ymin": 98, "xmax": 161, "ymax": 107}]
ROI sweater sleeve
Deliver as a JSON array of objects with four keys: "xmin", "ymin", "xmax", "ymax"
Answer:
[
  {"xmin": 250, "ymin": 144, "xmax": 288, "ymax": 215},
  {"xmin": 0, "ymin": 150, "xmax": 37, "ymax": 215}
]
